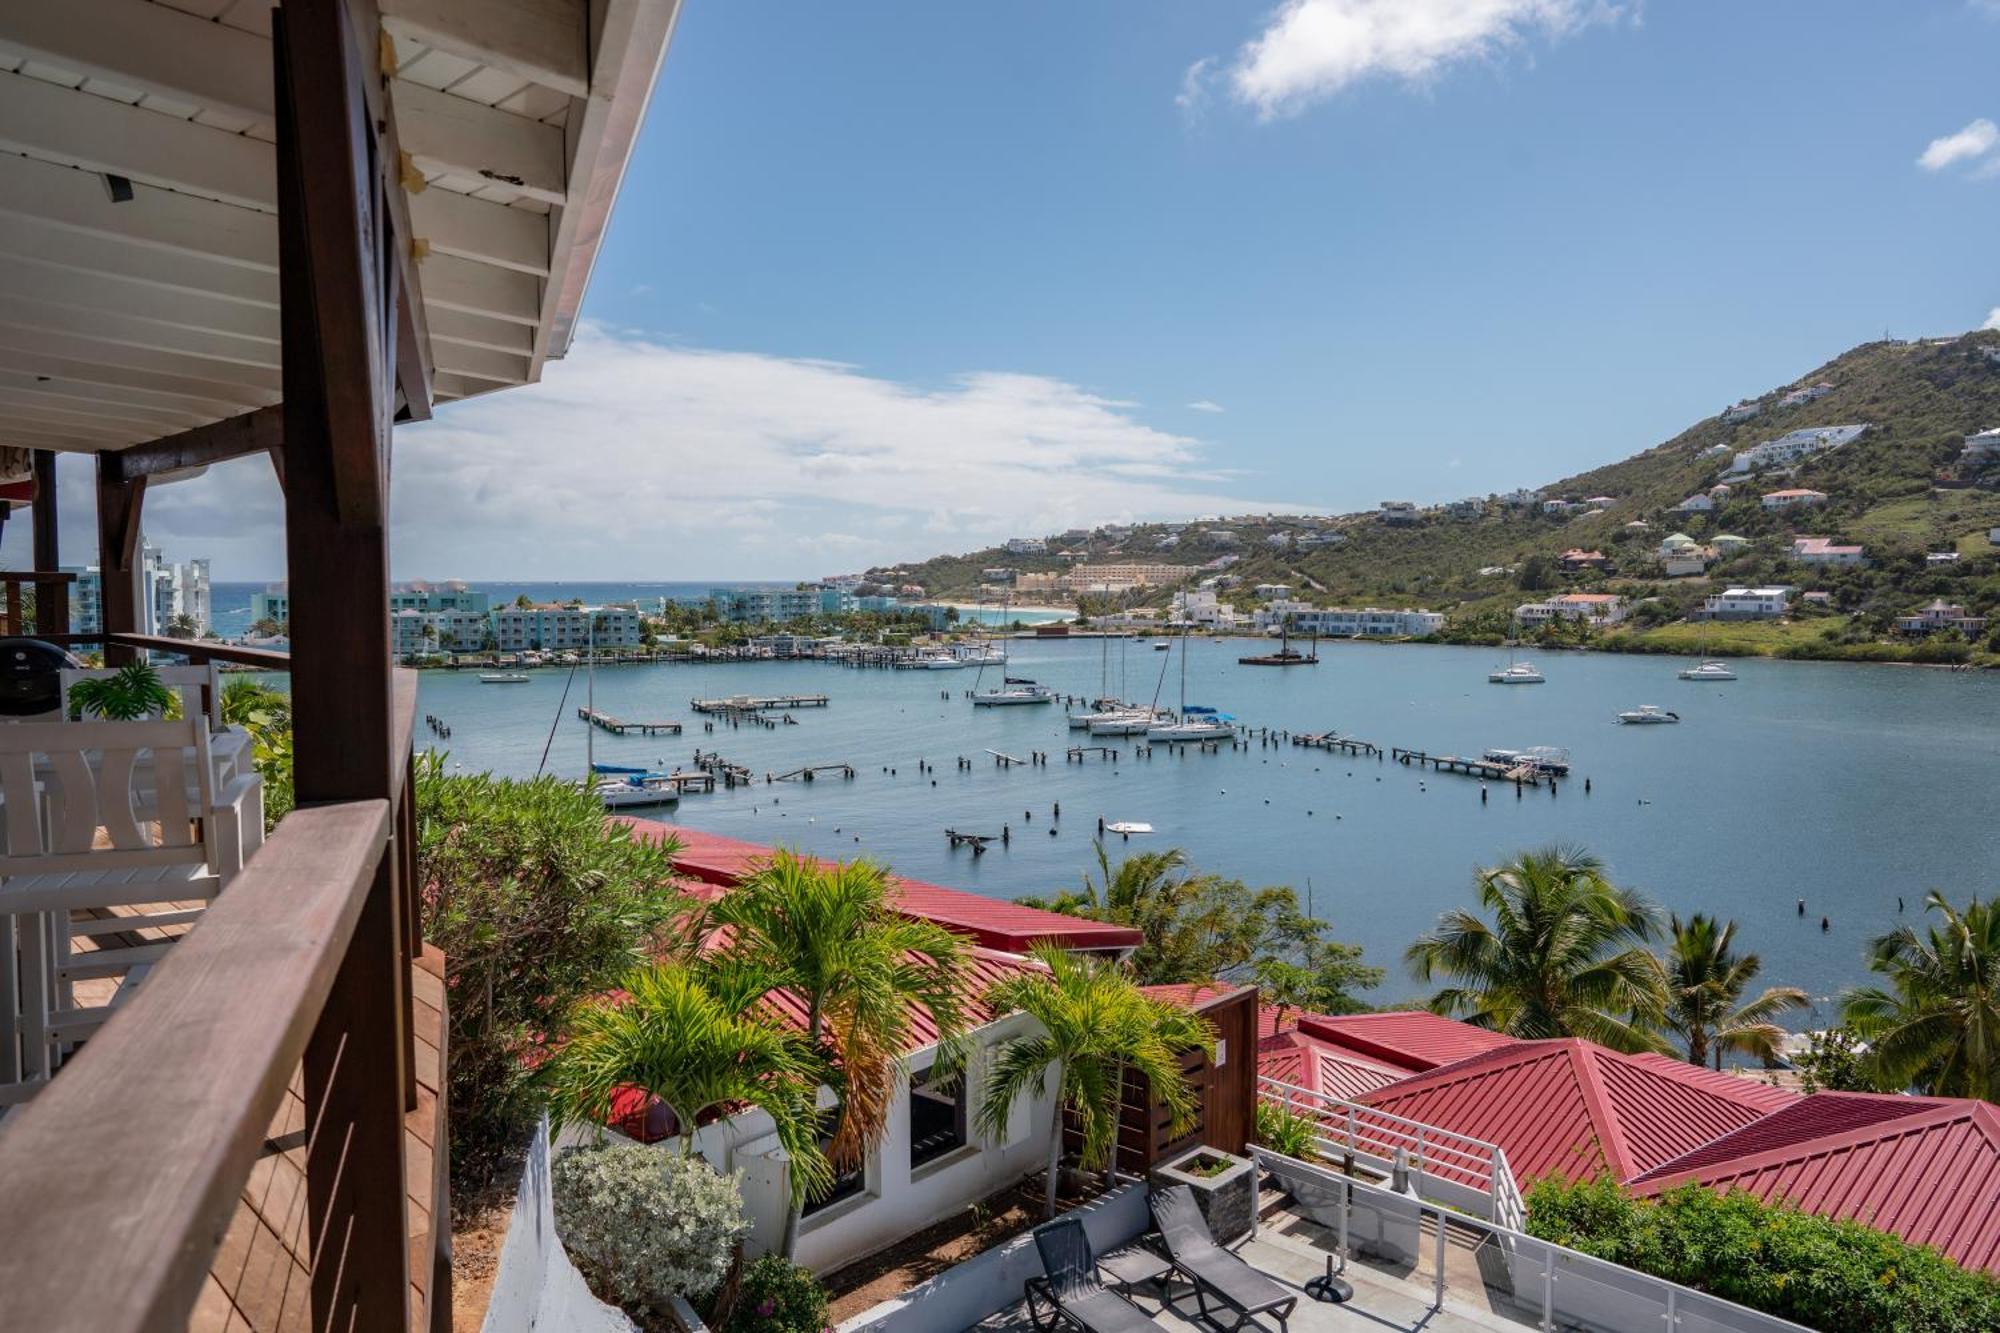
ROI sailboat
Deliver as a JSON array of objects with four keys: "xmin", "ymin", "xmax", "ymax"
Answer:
[
  {"xmin": 1148, "ymin": 625, "xmax": 1236, "ymax": 742},
  {"xmin": 968, "ymin": 622, "xmax": 1052, "ymax": 705},
  {"xmin": 577, "ymin": 611, "xmax": 678, "ymax": 808},
  {"xmin": 1488, "ymin": 644, "xmax": 1545, "ymax": 684},
  {"xmin": 1239, "ymin": 614, "xmax": 1318, "ymax": 666}
]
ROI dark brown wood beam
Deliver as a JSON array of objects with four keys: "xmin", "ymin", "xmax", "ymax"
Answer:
[
  {"xmin": 93, "ymin": 454, "xmax": 147, "ymax": 666},
  {"xmin": 273, "ymin": 2, "xmax": 412, "ymax": 1326},
  {"xmin": 103, "ymin": 404, "xmax": 284, "ymax": 485}
]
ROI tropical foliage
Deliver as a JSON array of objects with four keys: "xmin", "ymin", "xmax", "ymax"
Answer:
[
  {"xmin": 1019, "ymin": 845, "xmax": 1377, "ymax": 995},
  {"xmin": 1842, "ymin": 892, "xmax": 2000, "ymax": 1099},
  {"xmin": 1406, "ymin": 846, "xmax": 1668, "ymax": 1053},
  {"xmin": 1252, "ymin": 947, "xmax": 1384, "ymax": 1020},
  {"xmin": 542, "ymin": 962, "xmax": 832, "ymax": 1204},
  {"xmin": 414, "ymin": 758, "xmax": 682, "ymax": 1202},
  {"xmin": 976, "ymin": 946, "xmax": 1214, "ymax": 1218},
  {"xmin": 1526, "ymin": 1175, "xmax": 2000, "ymax": 1333},
  {"xmin": 551, "ymin": 1142, "xmax": 748, "ymax": 1314},
  {"xmin": 719, "ymin": 1255, "xmax": 831, "ymax": 1333},
  {"xmin": 1254, "ymin": 1099, "xmax": 1319, "ymax": 1162},
  {"xmin": 700, "ymin": 851, "xmax": 972, "ymax": 1254},
  {"xmin": 66, "ymin": 661, "xmax": 174, "ymax": 721},
  {"xmin": 221, "ymin": 678, "xmax": 295, "ymax": 831},
  {"xmin": 1660, "ymin": 913, "xmax": 1807, "ymax": 1067}
]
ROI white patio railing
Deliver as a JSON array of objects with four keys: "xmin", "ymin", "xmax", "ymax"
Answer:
[{"xmin": 1258, "ymin": 1074, "xmax": 1527, "ymax": 1230}]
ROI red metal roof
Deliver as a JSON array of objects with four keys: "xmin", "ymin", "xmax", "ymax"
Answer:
[
  {"xmin": 1360, "ymin": 1039, "xmax": 1785, "ymax": 1184},
  {"xmin": 1293, "ymin": 1010, "xmax": 1518, "ymax": 1073},
  {"xmin": 611, "ymin": 817, "xmax": 1143, "ymax": 953},
  {"xmin": 1623, "ymin": 1053, "xmax": 1801, "ymax": 1116},
  {"xmin": 1632, "ymin": 1093, "xmax": 2000, "ymax": 1274},
  {"xmin": 1257, "ymin": 1029, "xmax": 1408, "ymax": 1104}
]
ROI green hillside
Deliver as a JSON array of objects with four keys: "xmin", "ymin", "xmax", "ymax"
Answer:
[{"xmin": 883, "ymin": 332, "xmax": 2000, "ymax": 658}]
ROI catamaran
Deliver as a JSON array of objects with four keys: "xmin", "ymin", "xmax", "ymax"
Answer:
[
  {"xmin": 1488, "ymin": 660, "xmax": 1546, "ymax": 684},
  {"xmin": 1678, "ymin": 660, "xmax": 1737, "ymax": 681}
]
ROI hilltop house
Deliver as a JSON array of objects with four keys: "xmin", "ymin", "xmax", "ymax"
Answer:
[
  {"xmin": 1725, "ymin": 424, "xmax": 1869, "ymax": 476},
  {"xmin": 1777, "ymin": 381, "xmax": 1835, "ymax": 407},
  {"xmin": 1671, "ymin": 493, "xmax": 1716, "ymax": 515},
  {"xmin": 1721, "ymin": 399, "xmax": 1762, "ymax": 423},
  {"xmin": 1962, "ymin": 427, "xmax": 2000, "ymax": 467},
  {"xmin": 1514, "ymin": 593, "xmax": 1628, "ymax": 628},
  {"xmin": 1761, "ymin": 488, "xmax": 1827, "ymax": 510},
  {"xmin": 1696, "ymin": 587, "xmax": 1794, "ymax": 620},
  {"xmin": 1558, "ymin": 548, "xmax": 1609, "ymax": 570},
  {"xmin": 1447, "ymin": 497, "xmax": 1487, "ymax": 520},
  {"xmin": 1710, "ymin": 533, "xmax": 1752, "ymax": 555},
  {"xmin": 1500, "ymin": 488, "xmax": 1544, "ymax": 509},
  {"xmin": 1927, "ymin": 551, "xmax": 1963, "ymax": 567},
  {"xmin": 1791, "ymin": 536, "xmax": 1867, "ymax": 567},
  {"xmin": 1895, "ymin": 601, "xmax": 1989, "ymax": 638},
  {"xmin": 1379, "ymin": 500, "xmax": 1420, "ymax": 526},
  {"xmin": 1253, "ymin": 583, "xmax": 1293, "ymax": 600},
  {"xmin": 1003, "ymin": 536, "xmax": 1047, "ymax": 555},
  {"xmin": 1658, "ymin": 532, "xmax": 1713, "ymax": 576}
]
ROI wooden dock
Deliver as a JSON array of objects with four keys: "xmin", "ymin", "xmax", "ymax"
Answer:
[
  {"xmin": 1066, "ymin": 745, "xmax": 1120, "ymax": 762},
  {"xmin": 1292, "ymin": 732, "xmax": 1380, "ymax": 757},
  {"xmin": 1391, "ymin": 747, "xmax": 1539, "ymax": 784},
  {"xmin": 650, "ymin": 770, "xmax": 716, "ymax": 794},
  {"xmin": 692, "ymin": 751, "xmax": 756, "ymax": 788},
  {"xmin": 769, "ymin": 764, "xmax": 855, "ymax": 783},
  {"xmin": 577, "ymin": 707, "xmax": 681, "ymax": 736},
  {"xmin": 945, "ymin": 829, "xmax": 1001, "ymax": 854},
  {"xmin": 690, "ymin": 693, "xmax": 830, "ymax": 714},
  {"xmin": 985, "ymin": 749, "xmax": 1028, "ymax": 767}
]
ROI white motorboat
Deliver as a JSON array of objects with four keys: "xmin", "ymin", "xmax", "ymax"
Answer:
[
  {"xmin": 479, "ymin": 672, "xmax": 530, "ymax": 683},
  {"xmin": 1087, "ymin": 711, "xmax": 1156, "ymax": 736},
  {"xmin": 1678, "ymin": 660, "xmax": 1737, "ymax": 681},
  {"xmin": 1488, "ymin": 661, "xmax": 1545, "ymax": 684},
  {"xmin": 1617, "ymin": 704, "xmax": 1680, "ymax": 725},
  {"xmin": 1104, "ymin": 821, "xmax": 1154, "ymax": 835}
]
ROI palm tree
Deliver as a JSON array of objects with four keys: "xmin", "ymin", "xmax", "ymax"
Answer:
[
  {"xmin": 976, "ymin": 946, "xmax": 1214, "ymax": 1219},
  {"xmin": 542, "ymin": 962, "xmax": 833, "ymax": 1203},
  {"xmin": 703, "ymin": 851, "xmax": 973, "ymax": 1256},
  {"xmin": 1406, "ymin": 845, "xmax": 1668, "ymax": 1053},
  {"xmin": 1662, "ymin": 914, "xmax": 1807, "ymax": 1068},
  {"xmin": 1841, "ymin": 892, "xmax": 2000, "ymax": 1099}
]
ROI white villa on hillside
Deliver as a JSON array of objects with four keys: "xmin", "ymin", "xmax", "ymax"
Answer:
[
  {"xmin": 1514, "ymin": 593, "xmax": 1629, "ymax": 628},
  {"xmin": 1962, "ymin": 427, "xmax": 2000, "ymax": 466},
  {"xmin": 1697, "ymin": 587, "xmax": 1793, "ymax": 620},
  {"xmin": 1671, "ymin": 493, "xmax": 1716, "ymax": 514},
  {"xmin": 1285, "ymin": 606, "xmax": 1445, "ymax": 637},
  {"xmin": 1761, "ymin": 488, "xmax": 1827, "ymax": 510},
  {"xmin": 1777, "ymin": 381, "xmax": 1834, "ymax": 407},
  {"xmin": 1895, "ymin": 601, "xmax": 1988, "ymax": 638},
  {"xmin": 1379, "ymin": 500, "xmax": 1420, "ymax": 525},
  {"xmin": 1791, "ymin": 536, "xmax": 1867, "ymax": 567},
  {"xmin": 1724, "ymin": 424, "xmax": 1869, "ymax": 475},
  {"xmin": 1721, "ymin": 399, "xmax": 1762, "ymax": 423}
]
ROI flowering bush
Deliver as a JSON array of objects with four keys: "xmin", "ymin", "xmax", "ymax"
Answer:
[
  {"xmin": 721, "ymin": 1255, "xmax": 829, "ymax": 1333},
  {"xmin": 551, "ymin": 1143, "xmax": 747, "ymax": 1313}
]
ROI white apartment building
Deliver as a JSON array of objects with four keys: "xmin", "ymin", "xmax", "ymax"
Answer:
[
  {"xmin": 1251, "ymin": 598, "xmax": 1313, "ymax": 630},
  {"xmin": 1002, "ymin": 537, "xmax": 1046, "ymax": 555},
  {"xmin": 1170, "ymin": 587, "xmax": 1238, "ymax": 628},
  {"xmin": 1514, "ymin": 593, "xmax": 1629, "ymax": 628},
  {"xmin": 1725, "ymin": 424, "xmax": 1868, "ymax": 475},
  {"xmin": 1066, "ymin": 563, "xmax": 1198, "ymax": 591},
  {"xmin": 492, "ymin": 605, "xmax": 643, "ymax": 652},
  {"xmin": 1697, "ymin": 587, "xmax": 1792, "ymax": 621},
  {"xmin": 67, "ymin": 540, "xmax": 211, "ymax": 636},
  {"xmin": 1285, "ymin": 606, "xmax": 1445, "ymax": 637}
]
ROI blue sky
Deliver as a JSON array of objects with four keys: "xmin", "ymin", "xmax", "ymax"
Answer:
[{"xmin": 29, "ymin": 0, "xmax": 2000, "ymax": 581}]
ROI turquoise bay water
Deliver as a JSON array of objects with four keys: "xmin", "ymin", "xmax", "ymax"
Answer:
[{"xmin": 414, "ymin": 639, "xmax": 2000, "ymax": 1011}]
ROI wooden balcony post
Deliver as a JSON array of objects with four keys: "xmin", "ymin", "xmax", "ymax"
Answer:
[
  {"xmin": 32, "ymin": 449, "xmax": 66, "ymax": 637},
  {"xmin": 93, "ymin": 453, "xmax": 146, "ymax": 665},
  {"xmin": 274, "ymin": 0, "xmax": 413, "ymax": 1326}
]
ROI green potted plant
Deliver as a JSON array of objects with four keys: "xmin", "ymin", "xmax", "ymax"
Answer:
[{"xmin": 67, "ymin": 662, "xmax": 175, "ymax": 721}]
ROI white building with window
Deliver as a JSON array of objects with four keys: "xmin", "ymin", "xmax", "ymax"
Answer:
[
  {"xmin": 392, "ymin": 609, "xmax": 491, "ymax": 658},
  {"xmin": 1003, "ymin": 537, "xmax": 1047, "ymax": 555},
  {"xmin": 1284, "ymin": 606, "xmax": 1444, "ymax": 637},
  {"xmin": 1514, "ymin": 593, "xmax": 1629, "ymax": 628},
  {"xmin": 492, "ymin": 605, "xmax": 642, "ymax": 652},
  {"xmin": 1724, "ymin": 424, "xmax": 1868, "ymax": 475},
  {"xmin": 1697, "ymin": 587, "xmax": 1793, "ymax": 621}
]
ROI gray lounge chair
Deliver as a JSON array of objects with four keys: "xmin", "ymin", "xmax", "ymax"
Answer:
[
  {"xmin": 1027, "ymin": 1216, "xmax": 1167, "ymax": 1333},
  {"xmin": 1149, "ymin": 1185, "xmax": 1298, "ymax": 1332}
]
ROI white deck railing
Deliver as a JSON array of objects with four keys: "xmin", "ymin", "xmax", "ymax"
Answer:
[{"xmin": 1258, "ymin": 1074, "xmax": 1527, "ymax": 1230}]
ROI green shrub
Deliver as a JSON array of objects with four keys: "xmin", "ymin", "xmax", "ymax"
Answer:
[
  {"xmin": 1525, "ymin": 1176, "xmax": 2000, "ymax": 1333},
  {"xmin": 720, "ymin": 1255, "xmax": 829, "ymax": 1333},
  {"xmin": 1254, "ymin": 1099, "xmax": 1320, "ymax": 1162},
  {"xmin": 551, "ymin": 1143, "xmax": 747, "ymax": 1314},
  {"xmin": 415, "ymin": 756, "xmax": 683, "ymax": 1204}
]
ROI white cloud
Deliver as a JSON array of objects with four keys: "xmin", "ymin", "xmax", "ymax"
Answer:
[
  {"xmin": 1176, "ymin": 57, "xmax": 1215, "ymax": 123},
  {"xmin": 1186, "ymin": 399, "xmax": 1226, "ymax": 413},
  {"xmin": 1984, "ymin": 307, "xmax": 2000, "ymax": 332},
  {"xmin": 1918, "ymin": 118, "xmax": 1999, "ymax": 171},
  {"xmin": 1219, "ymin": 0, "xmax": 1625, "ymax": 119}
]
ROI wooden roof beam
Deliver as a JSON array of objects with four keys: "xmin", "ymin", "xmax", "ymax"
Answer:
[{"xmin": 104, "ymin": 405, "xmax": 284, "ymax": 484}]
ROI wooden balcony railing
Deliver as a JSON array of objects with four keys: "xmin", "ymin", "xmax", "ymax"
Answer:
[{"xmin": 0, "ymin": 668, "xmax": 436, "ymax": 1331}]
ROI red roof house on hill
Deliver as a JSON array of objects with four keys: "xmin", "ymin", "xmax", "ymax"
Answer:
[
  {"xmin": 1359, "ymin": 1039, "xmax": 1797, "ymax": 1185},
  {"xmin": 612, "ymin": 817, "xmax": 1144, "ymax": 954},
  {"xmin": 1631, "ymin": 1092, "xmax": 2000, "ymax": 1274}
]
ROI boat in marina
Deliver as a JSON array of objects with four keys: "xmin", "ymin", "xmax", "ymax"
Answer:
[
  {"xmin": 1148, "ymin": 709, "xmax": 1237, "ymax": 743},
  {"xmin": 1489, "ymin": 660, "xmax": 1545, "ymax": 684},
  {"xmin": 589, "ymin": 775, "xmax": 681, "ymax": 809},
  {"xmin": 973, "ymin": 677, "xmax": 1055, "ymax": 706},
  {"xmin": 1104, "ymin": 821, "xmax": 1154, "ymax": 835},
  {"xmin": 1087, "ymin": 710, "xmax": 1160, "ymax": 736},
  {"xmin": 1239, "ymin": 618, "xmax": 1319, "ymax": 667},
  {"xmin": 1617, "ymin": 704, "xmax": 1680, "ymax": 724},
  {"xmin": 1483, "ymin": 745, "xmax": 1570, "ymax": 776},
  {"xmin": 479, "ymin": 672, "xmax": 530, "ymax": 683},
  {"xmin": 1678, "ymin": 660, "xmax": 1737, "ymax": 681}
]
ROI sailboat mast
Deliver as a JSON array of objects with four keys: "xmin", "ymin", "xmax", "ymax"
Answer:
[{"xmin": 585, "ymin": 608, "xmax": 595, "ymax": 776}]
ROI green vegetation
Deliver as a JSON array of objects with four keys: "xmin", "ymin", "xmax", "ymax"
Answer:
[
  {"xmin": 413, "ymin": 759, "xmax": 682, "ymax": 1204},
  {"xmin": 977, "ymin": 946, "xmax": 1214, "ymax": 1218},
  {"xmin": 720, "ymin": 1255, "xmax": 832, "ymax": 1333},
  {"xmin": 1841, "ymin": 892, "xmax": 2000, "ymax": 1100},
  {"xmin": 66, "ymin": 661, "xmax": 174, "ymax": 721},
  {"xmin": 544, "ymin": 962, "xmax": 832, "ymax": 1200},
  {"xmin": 1406, "ymin": 845, "xmax": 1669, "ymax": 1053},
  {"xmin": 1525, "ymin": 1175, "xmax": 2000, "ymax": 1333},
  {"xmin": 701, "ymin": 852, "xmax": 973, "ymax": 1257},
  {"xmin": 1253, "ymin": 1100, "xmax": 1320, "ymax": 1162},
  {"xmin": 549, "ymin": 1142, "xmax": 748, "ymax": 1317},
  {"xmin": 1661, "ymin": 914, "xmax": 1808, "ymax": 1068},
  {"xmin": 221, "ymin": 678, "xmax": 294, "ymax": 831},
  {"xmin": 1018, "ymin": 846, "xmax": 1382, "ymax": 1000}
]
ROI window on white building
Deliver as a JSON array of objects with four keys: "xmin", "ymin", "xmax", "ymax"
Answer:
[{"xmin": 909, "ymin": 1063, "xmax": 968, "ymax": 1170}]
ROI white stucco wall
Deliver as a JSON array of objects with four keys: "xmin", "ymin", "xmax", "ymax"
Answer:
[
  {"xmin": 688, "ymin": 1010, "xmax": 1059, "ymax": 1276},
  {"xmin": 480, "ymin": 1118, "xmax": 639, "ymax": 1333}
]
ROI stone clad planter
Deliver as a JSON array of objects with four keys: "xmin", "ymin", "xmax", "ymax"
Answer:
[{"xmin": 1150, "ymin": 1146, "xmax": 1255, "ymax": 1245}]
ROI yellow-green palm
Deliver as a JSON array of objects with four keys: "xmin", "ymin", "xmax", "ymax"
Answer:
[
  {"xmin": 1843, "ymin": 892, "xmax": 2000, "ymax": 1100},
  {"xmin": 976, "ymin": 946, "xmax": 1214, "ymax": 1219},
  {"xmin": 1663, "ymin": 913, "xmax": 1806, "ymax": 1068}
]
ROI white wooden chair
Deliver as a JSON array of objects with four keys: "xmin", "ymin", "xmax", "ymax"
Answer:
[
  {"xmin": 0, "ymin": 716, "xmax": 257, "ymax": 1108},
  {"xmin": 59, "ymin": 662, "xmax": 255, "ymax": 785}
]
